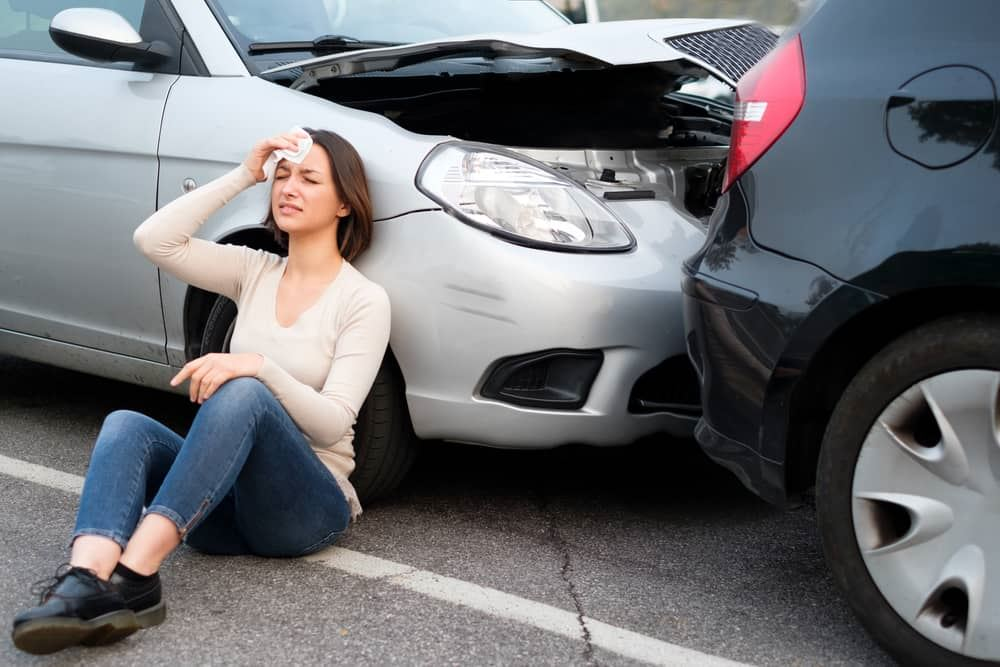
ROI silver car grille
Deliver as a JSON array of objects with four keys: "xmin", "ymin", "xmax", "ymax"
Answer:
[{"xmin": 666, "ymin": 24, "xmax": 778, "ymax": 83}]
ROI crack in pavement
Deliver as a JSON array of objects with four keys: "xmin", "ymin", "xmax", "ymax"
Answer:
[
  {"xmin": 537, "ymin": 492, "xmax": 598, "ymax": 667},
  {"xmin": 2, "ymin": 450, "xmax": 759, "ymax": 667}
]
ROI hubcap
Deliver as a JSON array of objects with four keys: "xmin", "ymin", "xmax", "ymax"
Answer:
[{"xmin": 852, "ymin": 369, "xmax": 1000, "ymax": 660}]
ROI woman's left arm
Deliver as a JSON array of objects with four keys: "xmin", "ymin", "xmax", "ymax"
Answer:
[{"xmin": 255, "ymin": 285, "xmax": 392, "ymax": 445}]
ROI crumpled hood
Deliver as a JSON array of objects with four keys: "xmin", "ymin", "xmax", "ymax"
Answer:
[{"xmin": 262, "ymin": 18, "xmax": 775, "ymax": 90}]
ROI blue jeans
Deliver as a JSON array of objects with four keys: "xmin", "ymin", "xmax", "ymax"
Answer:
[{"xmin": 72, "ymin": 377, "xmax": 351, "ymax": 557}]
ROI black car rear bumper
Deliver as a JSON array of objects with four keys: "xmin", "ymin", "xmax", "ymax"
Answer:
[
  {"xmin": 682, "ymin": 264, "xmax": 791, "ymax": 505},
  {"xmin": 694, "ymin": 418, "xmax": 786, "ymax": 505},
  {"xmin": 683, "ymin": 234, "xmax": 888, "ymax": 507},
  {"xmin": 681, "ymin": 185, "xmax": 883, "ymax": 504}
]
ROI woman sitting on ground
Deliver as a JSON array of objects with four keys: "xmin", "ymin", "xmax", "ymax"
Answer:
[{"xmin": 12, "ymin": 128, "xmax": 390, "ymax": 655}]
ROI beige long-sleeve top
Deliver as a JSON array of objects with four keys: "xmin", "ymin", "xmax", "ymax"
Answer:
[{"xmin": 132, "ymin": 164, "xmax": 391, "ymax": 519}]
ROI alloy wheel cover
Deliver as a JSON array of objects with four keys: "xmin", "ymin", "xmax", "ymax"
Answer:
[{"xmin": 852, "ymin": 369, "xmax": 1000, "ymax": 660}]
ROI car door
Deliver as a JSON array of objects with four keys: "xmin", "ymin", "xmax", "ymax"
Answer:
[{"xmin": 0, "ymin": 0, "xmax": 183, "ymax": 362}]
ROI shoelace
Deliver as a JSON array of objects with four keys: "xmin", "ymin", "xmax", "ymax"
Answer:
[{"xmin": 29, "ymin": 563, "xmax": 105, "ymax": 604}]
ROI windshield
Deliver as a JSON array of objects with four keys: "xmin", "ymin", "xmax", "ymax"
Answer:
[{"xmin": 208, "ymin": 0, "xmax": 570, "ymax": 52}]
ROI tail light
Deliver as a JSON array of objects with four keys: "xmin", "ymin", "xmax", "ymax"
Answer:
[{"xmin": 723, "ymin": 35, "xmax": 806, "ymax": 191}]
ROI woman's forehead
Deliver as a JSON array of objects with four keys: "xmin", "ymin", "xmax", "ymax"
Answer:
[{"xmin": 278, "ymin": 144, "xmax": 329, "ymax": 174}]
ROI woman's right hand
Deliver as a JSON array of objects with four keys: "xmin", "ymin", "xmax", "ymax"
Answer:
[{"xmin": 243, "ymin": 130, "xmax": 310, "ymax": 183}]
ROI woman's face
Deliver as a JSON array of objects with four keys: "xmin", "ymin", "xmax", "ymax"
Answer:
[{"xmin": 270, "ymin": 144, "xmax": 350, "ymax": 240}]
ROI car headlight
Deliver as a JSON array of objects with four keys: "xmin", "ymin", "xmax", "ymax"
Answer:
[{"xmin": 416, "ymin": 143, "xmax": 635, "ymax": 252}]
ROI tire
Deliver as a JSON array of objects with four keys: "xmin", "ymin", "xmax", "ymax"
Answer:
[
  {"xmin": 201, "ymin": 296, "xmax": 238, "ymax": 354},
  {"xmin": 351, "ymin": 352, "xmax": 417, "ymax": 503},
  {"xmin": 817, "ymin": 314, "xmax": 1000, "ymax": 667},
  {"xmin": 200, "ymin": 294, "xmax": 416, "ymax": 503}
]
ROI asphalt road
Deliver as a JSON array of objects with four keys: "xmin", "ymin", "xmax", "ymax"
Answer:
[{"xmin": 0, "ymin": 354, "xmax": 893, "ymax": 666}]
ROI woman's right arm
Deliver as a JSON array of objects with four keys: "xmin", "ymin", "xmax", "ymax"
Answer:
[
  {"xmin": 132, "ymin": 164, "xmax": 259, "ymax": 301},
  {"xmin": 132, "ymin": 131, "xmax": 307, "ymax": 301}
]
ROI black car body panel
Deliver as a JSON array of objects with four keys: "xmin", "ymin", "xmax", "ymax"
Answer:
[
  {"xmin": 749, "ymin": 1, "xmax": 1000, "ymax": 286},
  {"xmin": 683, "ymin": 0, "xmax": 1000, "ymax": 504}
]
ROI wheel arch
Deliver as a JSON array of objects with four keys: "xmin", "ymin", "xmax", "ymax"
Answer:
[
  {"xmin": 182, "ymin": 228, "xmax": 284, "ymax": 361},
  {"xmin": 784, "ymin": 285, "xmax": 1000, "ymax": 496}
]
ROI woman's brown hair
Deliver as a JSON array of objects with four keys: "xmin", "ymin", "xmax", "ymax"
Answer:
[{"xmin": 264, "ymin": 128, "xmax": 373, "ymax": 262}]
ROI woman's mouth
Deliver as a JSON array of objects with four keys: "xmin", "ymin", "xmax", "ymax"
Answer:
[{"xmin": 279, "ymin": 204, "xmax": 302, "ymax": 215}]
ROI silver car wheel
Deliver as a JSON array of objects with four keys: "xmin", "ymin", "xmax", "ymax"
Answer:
[{"xmin": 852, "ymin": 369, "xmax": 1000, "ymax": 660}]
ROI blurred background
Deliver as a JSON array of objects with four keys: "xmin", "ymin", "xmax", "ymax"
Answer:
[{"xmin": 547, "ymin": 0, "xmax": 809, "ymax": 26}]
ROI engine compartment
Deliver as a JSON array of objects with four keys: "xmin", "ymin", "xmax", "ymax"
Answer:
[
  {"xmin": 308, "ymin": 63, "xmax": 729, "ymax": 148},
  {"xmin": 290, "ymin": 59, "xmax": 732, "ymax": 216}
]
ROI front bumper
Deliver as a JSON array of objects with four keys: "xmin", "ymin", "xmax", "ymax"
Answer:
[{"xmin": 356, "ymin": 199, "xmax": 706, "ymax": 448}]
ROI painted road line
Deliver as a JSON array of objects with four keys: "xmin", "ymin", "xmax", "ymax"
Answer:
[
  {"xmin": 0, "ymin": 454, "xmax": 751, "ymax": 667},
  {"xmin": 0, "ymin": 454, "xmax": 84, "ymax": 495},
  {"xmin": 305, "ymin": 548, "xmax": 748, "ymax": 666}
]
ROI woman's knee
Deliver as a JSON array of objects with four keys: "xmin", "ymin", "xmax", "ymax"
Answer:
[
  {"xmin": 94, "ymin": 410, "xmax": 177, "ymax": 460},
  {"xmin": 100, "ymin": 409, "xmax": 150, "ymax": 434},
  {"xmin": 209, "ymin": 377, "xmax": 272, "ymax": 408},
  {"xmin": 96, "ymin": 410, "xmax": 155, "ymax": 452}
]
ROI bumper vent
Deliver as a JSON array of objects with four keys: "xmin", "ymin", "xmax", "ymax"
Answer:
[
  {"xmin": 629, "ymin": 355, "xmax": 701, "ymax": 416},
  {"xmin": 480, "ymin": 349, "xmax": 603, "ymax": 410},
  {"xmin": 666, "ymin": 24, "xmax": 778, "ymax": 83}
]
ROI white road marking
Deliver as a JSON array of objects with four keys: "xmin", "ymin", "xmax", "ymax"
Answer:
[
  {"xmin": 306, "ymin": 549, "xmax": 747, "ymax": 666},
  {"xmin": 0, "ymin": 454, "xmax": 84, "ymax": 495},
  {"xmin": 1, "ymin": 454, "xmax": 751, "ymax": 667}
]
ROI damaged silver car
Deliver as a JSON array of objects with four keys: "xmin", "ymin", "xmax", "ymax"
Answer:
[{"xmin": 0, "ymin": 0, "xmax": 775, "ymax": 499}]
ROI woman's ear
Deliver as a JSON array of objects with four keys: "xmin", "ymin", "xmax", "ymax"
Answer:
[{"xmin": 337, "ymin": 203, "xmax": 352, "ymax": 219}]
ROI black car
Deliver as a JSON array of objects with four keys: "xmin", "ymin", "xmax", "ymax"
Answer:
[{"xmin": 682, "ymin": 0, "xmax": 1000, "ymax": 664}]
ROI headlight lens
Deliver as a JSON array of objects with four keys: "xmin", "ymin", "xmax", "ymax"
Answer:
[{"xmin": 416, "ymin": 143, "xmax": 635, "ymax": 252}]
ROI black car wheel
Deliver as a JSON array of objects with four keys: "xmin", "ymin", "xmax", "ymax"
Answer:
[
  {"xmin": 350, "ymin": 352, "xmax": 417, "ymax": 502},
  {"xmin": 201, "ymin": 294, "xmax": 416, "ymax": 502},
  {"xmin": 201, "ymin": 295, "xmax": 238, "ymax": 355},
  {"xmin": 817, "ymin": 314, "xmax": 1000, "ymax": 667}
]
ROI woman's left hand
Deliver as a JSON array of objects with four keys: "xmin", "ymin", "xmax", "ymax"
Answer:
[{"xmin": 170, "ymin": 352, "xmax": 264, "ymax": 403}]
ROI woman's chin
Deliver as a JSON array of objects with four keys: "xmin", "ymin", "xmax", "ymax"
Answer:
[{"xmin": 274, "ymin": 217, "xmax": 301, "ymax": 233}]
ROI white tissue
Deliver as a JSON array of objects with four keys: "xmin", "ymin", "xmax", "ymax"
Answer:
[{"xmin": 262, "ymin": 126, "xmax": 313, "ymax": 181}]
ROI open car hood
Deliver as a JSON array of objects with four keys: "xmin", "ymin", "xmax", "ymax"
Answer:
[{"xmin": 261, "ymin": 18, "xmax": 777, "ymax": 90}]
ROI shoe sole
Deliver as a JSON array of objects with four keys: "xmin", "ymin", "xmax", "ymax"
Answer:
[
  {"xmin": 12, "ymin": 609, "xmax": 139, "ymax": 655},
  {"xmin": 134, "ymin": 601, "xmax": 166, "ymax": 629}
]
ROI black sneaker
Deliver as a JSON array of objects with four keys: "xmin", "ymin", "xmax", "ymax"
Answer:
[
  {"xmin": 11, "ymin": 565, "xmax": 139, "ymax": 655},
  {"xmin": 109, "ymin": 569, "xmax": 166, "ymax": 629}
]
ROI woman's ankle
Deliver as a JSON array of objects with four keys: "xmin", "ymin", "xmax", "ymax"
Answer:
[
  {"xmin": 119, "ymin": 513, "xmax": 181, "ymax": 576},
  {"xmin": 113, "ymin": 561, "xmax": 157, "ymax": 581},
  {"xmin": 69, "ymin": 535, "xmax": 123, "ymax": 580}
]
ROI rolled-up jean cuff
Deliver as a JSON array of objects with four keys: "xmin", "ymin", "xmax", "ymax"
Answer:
[
  {"xmin": 144, "ymin": 505, "xmax": 188, "ymax": 536},
  {"xmin": 69, "ymin": 528, "xmax": 129, "ymax": 552}
]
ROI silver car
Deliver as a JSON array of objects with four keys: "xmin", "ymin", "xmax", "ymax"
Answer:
[{"xmin": 0, "ymin": 0, "xmax": 774, "ymax": 499}]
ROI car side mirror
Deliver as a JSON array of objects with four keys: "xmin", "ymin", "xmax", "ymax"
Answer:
[{"xmin": 49, "ymin": 8, "xmax": 172, "ymax": 65}]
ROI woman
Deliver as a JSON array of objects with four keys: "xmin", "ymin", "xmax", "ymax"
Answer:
[{"xmin": 11, "ymin": 129, "xmax": 391, "ymax": 655}]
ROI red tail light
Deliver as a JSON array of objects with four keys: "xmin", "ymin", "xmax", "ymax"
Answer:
[{"xmin": 723, "ymin": 35, "xmax": 806, "ymax": 191}]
